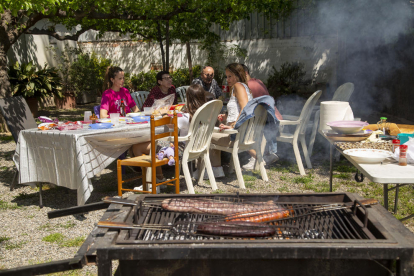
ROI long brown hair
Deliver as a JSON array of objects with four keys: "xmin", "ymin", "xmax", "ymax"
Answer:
[
  {"xmin": 184, "ymin": 84, "xmax": 207, "ymax": 120},
  {"xmin": 103, "ymin": 66, "xmax": 124, "ymax": 91},
  {"xmin": 225, "ymin": 63, "xmax": 248, "ymax": 86}
]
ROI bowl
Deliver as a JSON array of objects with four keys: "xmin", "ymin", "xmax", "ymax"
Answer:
[
  {"xmin": 343, "ymin": 149, "xmax": 393, "ymax": 164},
  {"xmin": 127, "ymin": 112, "xmax": 143, "ymax": 117},
  {"xmin": 326, "ymin": 120, "xmax": 369, "ymax": 134}
]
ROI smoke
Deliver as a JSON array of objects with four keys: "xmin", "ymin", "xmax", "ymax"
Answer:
[{"xmin": 316, "ymin": 0, "xmax": 413, "ymax": 119}]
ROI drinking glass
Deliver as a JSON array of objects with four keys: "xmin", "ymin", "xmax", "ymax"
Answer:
[
  {"xmin": 144, "ymin": 107, "xmax": 151, "ymax": 115},
  {"xmin": 84, "ymin": 111, "xmax": 92, "ymax": 123},
  {"xmin": 110, "ymin": 113, "xmax": 120, "ymax": 126}
]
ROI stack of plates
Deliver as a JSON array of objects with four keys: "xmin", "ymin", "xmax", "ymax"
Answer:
[{"xmin": 323, "ymin": 129, "xmax": 372, "ymax": 142}]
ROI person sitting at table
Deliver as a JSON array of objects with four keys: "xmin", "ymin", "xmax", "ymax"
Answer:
[
  {"xmin": 142, "ymin": 71, "xmax": 178, "ymax": 108},
  {"xmin": 192, "ymin": 66, "xmax": 222, "ymax": 99},
  {"xmin": 100, "ymin": 66, "xmax": 139, "ymax": 119},
  {"xmin": 241, "ymin": 64, "xmax": 281, "ymax": 166},
  {"xmin": 196, "ymin": 63, "xmax": 253, "ymax": 179},
  {"xmin": 132, "ymin": 84, "xmax": 208, "ymax": 183}
]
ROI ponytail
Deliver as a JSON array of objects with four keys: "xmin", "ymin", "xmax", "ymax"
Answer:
[{"xmin": 103, "ymin": 66, "xmax": 124, "ymax": 91}]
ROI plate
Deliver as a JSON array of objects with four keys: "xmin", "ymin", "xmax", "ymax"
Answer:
[
  {"xmin": 99, "ymin": 117, "xmax": 133, "ymax": 123},
  {"xmin": 132, "ymin": 116, "xmax": 150, "ymax": 123},
  {"xmin": 343, "ymin": 149, "xmax": 393, "ymax": 164},
  {"xmin": 127, "ymin": 112, "xmax": 143, "ymax": 117},
  {"xmin": 326, "ymin": 121, "xmax": 369, "ymax": 134},
  {"xmin": 323, "ymin": 129, "xmax": 372, "ymax": 142},
  {"xmin": 89, "ymin": 123, "xmax": 113, "ymax": 129}
]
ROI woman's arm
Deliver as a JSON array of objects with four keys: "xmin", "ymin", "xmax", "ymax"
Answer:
[{"xmin": 100, "ymin": 109, "xmax": 109, "ymax": 119}]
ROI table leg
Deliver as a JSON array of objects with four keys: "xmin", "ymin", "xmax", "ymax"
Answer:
[
  {"xmin": 329, "ymin": 144, "xmax": 333, "ymax": 192},
  {"xmin": 394, "ymin": 184, "xmax": 400, "ymax": 214},
  {"xmin": 384, "ymin": 184, "xmax": 389, "ymax": 211}
]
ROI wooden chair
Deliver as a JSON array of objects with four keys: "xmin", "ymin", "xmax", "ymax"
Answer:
[
  {"xmin": 131, "ymin": 91, "xmax": 150, "ymax": 110},
  {"xmin": 117, "ymin": 113, "xmax": 180, "ymax": 195},
  {"xmin": 276, "ymin": 90, "xmax": 322, "ymax": 175},
  {"xmin": 210, "ymin": 105, "xmax": 269, "ymax": 189}
]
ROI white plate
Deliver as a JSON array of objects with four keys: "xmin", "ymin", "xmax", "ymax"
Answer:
[
  {"xmin": 127, "ymin": 112, "xmax": 143, "ymax": 117},
  {"xmin": 343, "ymin": 149, "xmax": 393, "ymax": 164},
  {"xmin": 99, "ymin": 117, "xmax": 133, "ymax": 123}
]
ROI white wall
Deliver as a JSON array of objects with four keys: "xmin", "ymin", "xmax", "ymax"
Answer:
[{"xmin": 78, "ymin": 30, "xmax": 338, "ymax": 88}]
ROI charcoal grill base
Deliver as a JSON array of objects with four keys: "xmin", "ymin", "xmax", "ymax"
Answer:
[{"xmin": 115, "ymin": 259, "xmax": 391, "ymax": 276}]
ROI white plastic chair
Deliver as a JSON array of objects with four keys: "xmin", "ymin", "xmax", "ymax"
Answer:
[
  {"xmin": 308, "ymin": 82, "xmax": 355, "ymax": 156},
  {"xmin": 210, "ymin": 105, "xmax": 269, "ymax": 189},
  {"xmin": 131, "ymin": 91, "xmax": 149, "ymax": 110},
  {"xmin": 179, "ymin": 100, "xmax": 223, "ymax": 194},
  {"xmin": 276, "ymin": 90, "xmax": 322, "ymax": 175},
  {"xmin": 176, "ymin": 86, "xmax": 189, "ymax": 103}
]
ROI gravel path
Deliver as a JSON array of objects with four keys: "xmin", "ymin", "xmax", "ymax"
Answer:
[{"xmin": 1, "ymin": 130, "xmax": 414, "ymax": 275}]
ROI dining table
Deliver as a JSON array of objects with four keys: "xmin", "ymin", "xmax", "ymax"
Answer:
[
  {"xmin": 321, "ymin": 129, "xmax": 414, "ymax": 221},
  {"xmin": 14, "ymin": 122, "xmax": 164, "ymax": 206}
]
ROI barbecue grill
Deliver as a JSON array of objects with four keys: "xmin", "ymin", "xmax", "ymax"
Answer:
[{"xmin": 2, "ymin": 192, "xmax": 414, "ymax": 276}]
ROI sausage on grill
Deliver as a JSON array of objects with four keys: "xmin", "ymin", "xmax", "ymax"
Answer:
[
  {"xmin": 225, "ymin": 208, "xmax": 294, "ymax": 223},
  {"xmin": 161, "ymin": 198, "xmax": 278, "ymax": 215},
  {"xmin": 196, "ymin": 221, "xmax": 276, "ymax": 237}
]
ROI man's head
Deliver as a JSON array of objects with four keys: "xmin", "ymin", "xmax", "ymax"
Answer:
[
  {"xmin": 241, "ymin": 64, "xmax": 251, "ymax": 79},
  {"xmin": 201, "ymin": 66, "xmax": 214, "ymax": 84}
]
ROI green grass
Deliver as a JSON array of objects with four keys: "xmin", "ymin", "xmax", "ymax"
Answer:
[
  {"xmin": 60, "ymin": 236, "xmax": 85, "ymax": 247},
  {"xmin": 0, "ymin": 236, "xmax": 11, "ymax": 243},
  {"xmin": 0, "ymin": 136, "xmax": 13, "ymax": 141},
  {"xmin": 279, "ymin": 176, "xmax": 288, "ymax": 181},
  {"xmin": 39, "ymin": 223, "xmax": 55, "ymax": 231},
  {"xmin": 42, "ymin": 233, "xmax": 65, "ymax": 243},
  {"xmin": 14, "ymin": 192, "xmax": 37, "ymax": 200},
  {"xmin": 245, "ymin": 182, "xmax": 254, "ymax": 189},
  {"xmin": 0, "ymin": 200, "xmax": 22, "ymax": 210},
  {"xmin": 243, "ymin": 174, "xmax": 257, "ymax": 182},
  {"xmin": 335, "ymin": 165, "xmax": 355, "ymax": 173},
  {"xmin": 211, "ymin": 189, "xmax": 225, "ymax": 194},
  {"xmin": 59, "ymin": 221, "xmax": 76, "ymax": 229},
  {"xmin": 333, "ymin": 173, "xmax": 350, "ymax": 180},
  {"xmin": 293, "ymin": 174, "xmax": 313, "ymax": 184},
  {"xmin": 5, "ymin": 241, "xmax": 26, "ymax": 250}
]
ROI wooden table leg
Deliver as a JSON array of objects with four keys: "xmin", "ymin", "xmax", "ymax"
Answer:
[{"xmin": 329, "ymin": 144, "xmax": 334, "ymax": 192}]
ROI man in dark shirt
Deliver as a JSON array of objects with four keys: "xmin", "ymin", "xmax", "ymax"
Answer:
[{"xmin": 192, "ymin": 66, "xmax": 222, "ymax": 99}]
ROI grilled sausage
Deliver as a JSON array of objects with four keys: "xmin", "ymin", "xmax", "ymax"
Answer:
[
  {"xmin": 161, "ymin": 198, "xmax": 278, "ymax": 215},
  {"xmin": 225, "ymin": 208, "xmax": 294, "ymax": 223},
  {"xmin": 196, "ymin": 221, "xmax": 276, "ymax": 237}
]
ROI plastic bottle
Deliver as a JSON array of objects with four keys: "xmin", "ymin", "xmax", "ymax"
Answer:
[
  {"xmin": 399, "ymin": 145, "xmax": 408, "ymax": 166},
  {"xmin": 119, "ymin": 99, "xmax": 126, "ymax": 117}
]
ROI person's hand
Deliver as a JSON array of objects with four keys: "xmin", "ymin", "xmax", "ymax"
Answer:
[
  {"xmin": 219, "ymin": 123, "xmax": 233, "ymax": 131},
  {"xmin": 218, "ymin": 114, "xmax": 226, "ymax": 122}
]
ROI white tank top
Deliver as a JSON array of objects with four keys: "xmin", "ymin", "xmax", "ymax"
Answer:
[{"xmin": 226, "ymin": 82, "xmax": 253, "ymax": 124}]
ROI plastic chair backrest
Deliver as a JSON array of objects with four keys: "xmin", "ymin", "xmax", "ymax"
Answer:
[
  {"xmin": 176, "ymin": 86, "xmax": 189, "ymax": 103},
  {"xmin": 0, "ymin": 96, "xmax": 37, "ymax": 143},
  {"xmin": 332, "ymin": 82, "xmax": 354, "ymax": 102},
  {"xmin": 298, "ymin": 90, "xmax": 322, "ymax": 135},
  {"xmin": 236, "ymin": 105, "xmax": 268, "ymax": 150},
  {"xmin": 93, "ymin": 105, "xmax": 101, "ymax": 118},
  {"xmin": 183, "ymin": 100, "xmax": 223, "ymax": 161},
  {"xmin": 131, "ymin": 91, "xmax": 150, "ymax": 110}
]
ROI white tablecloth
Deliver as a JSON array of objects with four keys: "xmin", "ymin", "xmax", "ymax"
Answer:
[{"xmin": 14, "ymin": 123, "xmax": 160, "ymax": 205}]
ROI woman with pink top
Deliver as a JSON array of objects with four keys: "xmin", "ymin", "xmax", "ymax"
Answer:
[{"xmin": 100, "ymin": 66, "xmax": 139, "ymax": 118}]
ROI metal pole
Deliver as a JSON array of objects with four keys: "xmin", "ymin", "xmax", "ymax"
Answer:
[{"xmin": 329, "ymin": 144, "xmax": 333, "ymax": 192}]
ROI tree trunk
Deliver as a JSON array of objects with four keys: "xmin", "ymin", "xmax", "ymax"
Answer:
[
  {"xmin": 157, "ymin": 22, "xmax": 166, "ymax": 71},
  {"xmin": 0, "ymin": 48, "xmax": 11, "ymax": 98},
  {"xmin": 165, "ymin": 20, "xmax": 170, "ymax": 72},
  {"xmin": 186, "ymin": 41, "xmax": 193, "ymax": 82}
]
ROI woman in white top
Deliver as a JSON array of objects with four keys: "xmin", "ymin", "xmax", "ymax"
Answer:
[{"xmin": 205, "ymin": 63, "xmax": 253, "ymax": 178}]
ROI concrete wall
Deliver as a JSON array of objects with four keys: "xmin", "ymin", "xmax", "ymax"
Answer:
[{"xmin": 78, "ymin": 31, "xmax": 338, "ymax": 89}]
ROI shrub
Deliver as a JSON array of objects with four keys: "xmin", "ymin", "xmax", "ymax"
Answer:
[
  {"xmin": 266, "ymin": 62, "xmax": 309, "ymax": 98},
  {"xmin": 8, "ymin": 61, "xmax": 63, "ymax": 99},
  {"xmin": 130, "ymin": 70, "xmax": 158, "ymax": 91}
]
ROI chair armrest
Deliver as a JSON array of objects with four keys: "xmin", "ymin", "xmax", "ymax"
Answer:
[
  {"xmin": 281, "ymin": 115, "xmax": 300, "ymax": 121},
  {"xmin": 279, "ymin": 119, "xmax": 301, "ymax": 126},
  {"xmin": 213, "ymin": 127, "xmax": 238, "ymax": 134}
]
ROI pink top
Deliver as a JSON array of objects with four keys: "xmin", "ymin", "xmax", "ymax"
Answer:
[
  {"xmin": 248, "ymin": 78, "xmax": 283, "ymax": 120},
  {"xmin": 100, "ymin": 87, "xmax": 136, "ymax": 115}
]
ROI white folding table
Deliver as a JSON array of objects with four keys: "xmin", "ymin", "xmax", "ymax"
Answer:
[{"xmin": 323, "ymin": 132, "xmax": 414, "ymax": 221}]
